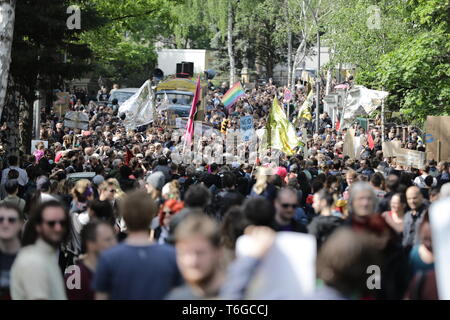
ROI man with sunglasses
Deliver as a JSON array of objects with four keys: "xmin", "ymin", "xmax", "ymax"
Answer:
[
  {"xmin": 0, "ymin": 203, "xmax": 23, "ymax": 300},
  {"xmin": 273, "ymin": 188, "xmax": 307, "ymax": 233},
  {"xmin": 10, "ymin": 201, "xmax": 69, "ymax": 300}
]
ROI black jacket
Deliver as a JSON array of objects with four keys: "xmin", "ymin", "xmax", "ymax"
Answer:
[{"xmin": 307, "ymin": 215, "xmax": 344, "ymax": 249}]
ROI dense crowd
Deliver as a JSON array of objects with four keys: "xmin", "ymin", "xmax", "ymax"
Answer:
[{"xmin": 0, "ymin": 79, "xmax": 448, "ymax": 300}]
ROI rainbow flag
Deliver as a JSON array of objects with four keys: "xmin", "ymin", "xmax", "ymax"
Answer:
[{"xmin": 221, "ymin": 82, "xmax": 245, "ymax": 108}]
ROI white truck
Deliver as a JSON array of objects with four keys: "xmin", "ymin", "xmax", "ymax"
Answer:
[{"xmin": 156, "ymin": 49, "xmax": 213, "ymax": 76}]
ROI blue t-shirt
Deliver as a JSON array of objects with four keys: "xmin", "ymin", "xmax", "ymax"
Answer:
[
  {"xmin": 92, "ymin": 243, "xmax": 183, "ymax": 300},
  {"xmin": 409, "ymin": 245, "xmax": 434, "ymax": 276}
]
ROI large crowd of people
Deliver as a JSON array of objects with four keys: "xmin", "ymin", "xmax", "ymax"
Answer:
[{"xmin": 0, "ymin": 78, "xmax": 448, "ymax": 300}]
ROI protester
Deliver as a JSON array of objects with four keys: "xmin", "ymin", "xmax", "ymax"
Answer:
[
  {"xmin": 308, "ymin": 189, "xmax": 344, "ymax": 249},
  {"xmin": 0, "ymin": 180, "xmax": 26, "ymax": 213},
  {"xmin": 382, "ymin": 193, "xmax": 406, "ymax": 234},
  {"xmin": 0, "ymin": 203, "xmax": 23, "ymax": 300},
  {"xmin": 273, "ymin": 188, "xmax": 307, "ymax": 233},
  {"xmin": 92, "ymin": 190, "xmax": 183, "ymax": 299},
  {"xmin": 403, "ymin": 186, "xmax": 428, "ymax": 250},
  {"xmin": 166, "ymin": 214, "xmax": 225, "ymax": 299},
  {"xmin": 11, "ymin": 201, "xmax": 70, "ymax": 300},
  {"xmin": 65, "ymin": 220, "xmax": 117, "ymax": 300}
]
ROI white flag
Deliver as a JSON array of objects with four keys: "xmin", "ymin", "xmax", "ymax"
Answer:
[
  {"xmin": 341, "ymin": 85, "xmax": 389, "ymax": 128},
  {"xmin": 119, "ymin": 80, "xmax": 154, "ymax": 130}
]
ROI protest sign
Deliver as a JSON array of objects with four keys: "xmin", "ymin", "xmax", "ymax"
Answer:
[
  {"xmin": 240, "ymin": 115, "xmax": 254, "ymax": 142},
  {"xmin": 430, "ymin": 198, "xmax": 450, "ymax": 299},
  {"xmin": 395, "ymin": 148, "xmax": 426, "ymax": 169},
  {"xmin": 382, "ymin": 141, "xmax": 402, "ymax": 157},
  {"xmin": 53, "ymin": 92, "xmax": 70, "ymax": 117},
  {"xmin": 343, "ymin": 128, "xmax": 356, "ymax": 159},
  {"xmin": 425, "ymin": 116, "xmax": 450, "ymax": 162},
  {"xmin": 236, "ymin": 232, "xmax": 316, "ymax": 299},
  {"xmin": 64, "ymin": 111, "xmax": 89, "ymax": 130}
]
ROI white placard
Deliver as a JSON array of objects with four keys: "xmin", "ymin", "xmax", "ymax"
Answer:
[
  {"xmin": 430, "ymin": 197, "xmax": 450, "ymax": 300},
  {"xmin": 236, "ymin": 231, "xmax": 316, "ymax": 299}
]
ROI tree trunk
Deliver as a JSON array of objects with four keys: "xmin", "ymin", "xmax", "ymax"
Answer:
[
  {"xmin": 2, "ymin": 79, "xmax": 20, "ymax": 157},
  {"xmin": 325, "ymin": 68, "xmax": 332, "ymax": 95},
  {"xmin": 227, "ymin": 0, "xmax": 235, "ymax": 85},
  {"xmin": 285, "ymin": 0, "xmax": 292, "ymax": 89},
  {"xmin": 0, "ymin": 0, "xmax": 16, "ymax": 121},
  {"xmin": 291, "ymin": 38, "xmax": 307, "ymax": 89}
]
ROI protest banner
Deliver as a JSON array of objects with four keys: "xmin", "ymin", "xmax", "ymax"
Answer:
[
  {"xmin": 119, "ymin": 80, "xmax": 155, "ymax": 130},
  {"xmin": 240, "ymin": 115, "xmax": 254, "ymax": 142},
  {"xmin": 395, "ymin": 148, "xmax": 426, "ymax": 169}
]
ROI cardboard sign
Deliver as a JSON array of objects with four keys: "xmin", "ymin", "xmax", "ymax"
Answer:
[
  {"xmin": 382, "ymin": 141, "xmax": 402, "ymax": 157},
  {"xmin": 395, "ymin": 148, "xmax": 426, "ymax": 169},
  {"xmin": 64, "ymin": 111, "xmax": 90, "ymax": 130},
  {"xmin": 240, "ymin": 116, "xmax": 254, "ymax": 142},
  {"xmin": 425, "ymin": 116, "xmax": 450, "ymax": 162},
  {"xmin": 53, "ymin": 92, "xmax": 70, "ymax": 116}
]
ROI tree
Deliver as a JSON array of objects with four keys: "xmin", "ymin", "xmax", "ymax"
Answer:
[
  {"xmin": 0, "ymin": 0, "xmax": 16, "ymax": 121},
  {"xmin": 361, "ymin": 0, "xmax": 450, "ymax": 124},
  {"xmin": 3, "ymin": 0, "xmax": 100, "ymax": 156},
  {"xmin": 227, "ymin": 0, "xmax": 236, "ymax": 84},
  {"xmin": 80, "ymin": 0, "xmax": 177, "ymax": 86}
]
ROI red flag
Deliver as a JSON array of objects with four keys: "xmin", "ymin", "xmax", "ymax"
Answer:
[
  {"xmin": 125, "ymin": 146, "xmax": 134, "ymax": 166},
  {"xmin": 367, "ymin": 131, "xmax": 375, "ymax": 150},
  {"xmin": 336, "ymin": 120, "xmax": 340, "ymax": 131},
  {"xmin": 184, "ymin": 75, "xmax": 201, "ymax": 148}
]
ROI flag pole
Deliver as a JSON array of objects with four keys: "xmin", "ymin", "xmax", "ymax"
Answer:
[
  {"xmin": 381, "ymin": 87, "xmax": 385, "ymax": 143},
  {"xmin": 340, "ymin": 87, "xmax": 348, "ymax": 132}
]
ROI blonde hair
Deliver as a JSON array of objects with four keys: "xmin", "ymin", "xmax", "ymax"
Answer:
[
  {"xmin": 252, "ymin": 166, "xmax": 272, "ymax": 195},
  {"xmin": 71, "ymin": 179, "xmax": 92, "ymax": 202},
  {"xmin": 106, "ymin": 178, "xmax": 125, "ymax": 200},
  {"xmin": 162, "ymin": 180, "xmax": 181, "ymax": 200}
]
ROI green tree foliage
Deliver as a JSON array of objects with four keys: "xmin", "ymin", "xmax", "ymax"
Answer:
[
  {"xmin": 80, "ymin": 0, "xmax": 179, "ymax": 86},
  {"xmin": 323, "ymin": 0, "xmax": 450, "ymax": 124},
  {"xmin": 359, "ymin": 0, "xmax": 450, "ymax": 124}
]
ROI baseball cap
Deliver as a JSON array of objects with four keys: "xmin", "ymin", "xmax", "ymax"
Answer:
[{"xmin": 274, "ymin": 166, "xmax": 287, "ymax": 179}]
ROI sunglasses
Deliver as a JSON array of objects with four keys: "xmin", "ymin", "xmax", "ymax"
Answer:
[
  {"xmin": 43, "ymin": 219, "xmax": 67, "ymax": 228},
  {"xmin": 0, "ymin": 216, "xmax": 18, "ymax": 224},
  {"xmin": 281, "ymin": 203, "xmax": 298, "ymax": 209}
]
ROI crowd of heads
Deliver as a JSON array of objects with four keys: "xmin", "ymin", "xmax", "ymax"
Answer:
[{"xmin": 0, "ymin": 79, "xmax": 448, "ymax": 300}]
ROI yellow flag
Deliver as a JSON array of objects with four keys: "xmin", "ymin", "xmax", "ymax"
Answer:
[
  {"xmin": 264, "ymin": 96, "xmax": 300, "ymax": 156},
  {"xmin": 297, "ymin": 89, "xmax": 313, "ymax": 122}
]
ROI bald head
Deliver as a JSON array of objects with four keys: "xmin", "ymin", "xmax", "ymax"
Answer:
[
  {"xmin": 406, "ymin": 186, "xmax": 423, "ymax": 212},
  {"xmin": 276, "ymin": 187, "xmax": 297, "ymax": 201}
]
